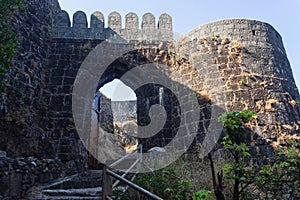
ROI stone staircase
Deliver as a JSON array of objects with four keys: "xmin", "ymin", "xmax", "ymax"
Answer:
[{"xmin": 29, "ymin": 170, "xmax": 103, "ymax": 200}]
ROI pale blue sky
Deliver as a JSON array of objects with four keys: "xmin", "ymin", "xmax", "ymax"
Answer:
[{"xmin": 58, "ymin": 0, "xmax": 300, "ymax": 101}]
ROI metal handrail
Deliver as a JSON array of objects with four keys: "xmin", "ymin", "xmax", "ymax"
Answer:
[
  {"xmin": 112, "ymin": 158, "xmax": 140, "ymax": 188},
  {"xmin": 108, "ymin": 148, "xmax": 139, "ymax": 168},
  {"xmin": 106, "ymin": 169, "xmax": 163, "ymax": 200},
  {"xmin": 102, "ymin": 144, "xmax": 164, "ymax": 200}
]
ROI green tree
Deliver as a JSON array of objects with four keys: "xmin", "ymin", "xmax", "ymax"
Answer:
[
  {"xmin": 256, "ymin": 139, "xmax": 300, "ymax": 199},
  {"xmin": 218, "ymin": 110, "xmax": 256, "ymax": 200},
  {"xmin": 208, "ymin": 110, "xmax": 256, "ymax": 200}
]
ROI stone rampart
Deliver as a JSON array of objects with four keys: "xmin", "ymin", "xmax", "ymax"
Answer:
[{"xmin": 53, "ymin": 10, "xmax": 173, "ymax": 42}]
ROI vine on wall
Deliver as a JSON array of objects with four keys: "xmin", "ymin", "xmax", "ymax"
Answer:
[{"xmin": 0, "ymin": 0, "xmax": 25, "ymax": 96}]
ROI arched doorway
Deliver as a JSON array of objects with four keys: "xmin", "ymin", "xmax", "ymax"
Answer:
[
  {"xmin": 73, "ymin": 47, "xmax": 206, "ymax": 171},
  {"xmin": 88, "ymin": 79, "xmax": 138, "ymax": 169}
]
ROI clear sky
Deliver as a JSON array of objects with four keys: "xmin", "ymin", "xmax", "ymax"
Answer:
[{"xmin": 58, "ymin": 0, "xmax": 300, "ymax": 101}]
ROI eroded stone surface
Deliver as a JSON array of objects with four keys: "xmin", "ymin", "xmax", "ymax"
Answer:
[{"xmin": 0, "ymin": 0, "xmax": 300, "ymax": 198}]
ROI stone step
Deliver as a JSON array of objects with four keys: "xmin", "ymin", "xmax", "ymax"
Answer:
[
  {"xmin": 42, "ymin": 196, "xmax": 102, "ymax": 200},
  {"xmin": 46, "ymin": 170, "xmax": 102, "ymax": 190},
  {"xmin": 48, "ymin": 179, "xmax": 101, "ymax": 189},
  {"xmin": 39, "ymin": 171, "xmax": 104, "ymax": 199},
  {"xmin": 42, "ymin": 187, "xmax": 102, "ymax": 197}
]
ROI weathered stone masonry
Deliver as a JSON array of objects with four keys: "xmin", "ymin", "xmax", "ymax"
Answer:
[
  {"xmin": 0, "ymin": 0, "xmax": 300, "ymax": 198},
  {"xmin": 175, "ymin": 20, "xmax": 300, "ymax": 155},
  {"xmin": 53, "ymin": 10, "xmax": 173, "ymax": 42},
  {"xmin": 47, "ymin": 16, "xmax": 300, "ymax": 159},
  {"xmin": 0, "ymin": 0, "xmax": 60, "ymax": 158},
  {"xmin": 0, "ymin": 0, "xmax": 62, "ymax": 197}
]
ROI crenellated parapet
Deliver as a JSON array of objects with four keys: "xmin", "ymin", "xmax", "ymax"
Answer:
[{"xmin": 53, "ymin": 10, "xmax": 173, "ymax": 42}]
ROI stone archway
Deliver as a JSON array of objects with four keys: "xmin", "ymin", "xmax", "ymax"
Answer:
[
  {"xmin": 71, "ymin": 43, "xmax": 220, "ymax": 172},
  {"xmin": 88, "ymin": 79, "xmax": 138, "ymax": 169}
]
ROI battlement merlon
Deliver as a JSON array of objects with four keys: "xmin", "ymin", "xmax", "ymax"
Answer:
[{"xmin": 53, "ymin": 10, "xmax": 173, "ymax": 42}]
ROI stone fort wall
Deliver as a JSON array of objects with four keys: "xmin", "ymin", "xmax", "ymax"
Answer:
[
  {"xmin": 0, "ymin": 2, "xmax": 300, "ymax": 195},
  {"xmin": 0, "ymin": 0, "xmax": 61, "ymax": 158},
  {"xmin": 175, "ymin": 19, "xmax": 300, "ymax": 155}
]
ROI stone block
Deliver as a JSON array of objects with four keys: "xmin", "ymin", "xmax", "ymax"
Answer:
[
  {"xmin": 142, "ymin": 13, "xmax": 155, "ymax": 30},
  {"xmin": 91, "ymin": 11, "xmax": 104, "ymax": 29},
  {"xmin": 55, "ymin": 10, "xmax": 70, "ymax": 27},
  {"xmin": 39, "ymin": 172, "xmax": 51, "ymax": 183},
  {"xmin": 73, "ymin": 11, "xmax": 87, "ymax": 28},
  {"xmin": 108, "ymin": 11, "xmax": 121, "ymax": 33},
  {"xmin": 125, "ymin": 12, "xmax": 139, "ymax": 30},
  {"xmin": 9, "ymin": 173, "xmax": 22, "ymax": 197},
  {"xmin": 0, "ymin": 151, "xmax": 6, "ymax": 158}
]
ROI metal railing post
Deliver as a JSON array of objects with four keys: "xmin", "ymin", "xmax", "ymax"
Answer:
[
  {"xmin": 102, "ymin": 165, "xmax": 112, "ymax": 199},
  {"xmin": 100, "ymin": 144, "xmax": 163, "ymax": 200}
]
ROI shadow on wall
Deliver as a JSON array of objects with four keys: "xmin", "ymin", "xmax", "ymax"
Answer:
[{"xmin": 78, "ymin": 45, "xmax": 226, "ymax": 168}]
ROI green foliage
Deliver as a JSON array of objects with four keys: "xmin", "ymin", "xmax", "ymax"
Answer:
[
  {"xmin": 113, "ymin": 161, "xmax": 210, "ymax": 200},
  {"xmin": 215, "ymin": 110, "xmax": 300, "ymax": 200},
  {"xmin": 113, "ymin": 109, "xmax": 299, "ymax": 200},
  {"xmin": 132, "ymin": 165, "xmax": 193, "ymax": 200},
  {"xmin": 192, "ymin": 189, "xmax": 214, "ymax": 200},
  {"xmin": 112, "ymin": 188, "xmax": 130, "ymax": 200},
  {"xmin": 113, "ymin": 163, "xmax": 216, "ymax": 200},
  {"xmin": 165, "ymin": 179, "xmax": 193, "ymax": 200},
  {"xmin": 217, "ymin": 110, "xmax": 256, "ymax": 200},
  {"xmin": 219, "ymin": 110, "xmax": 256, "ymax": 148},
  {"xmin": 0, "ymin": 0, "xmax": 25, "ymax": 95},
  {"xmin": 256, "ymin": 139, "xmax": 300, "ymax": 199}
]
